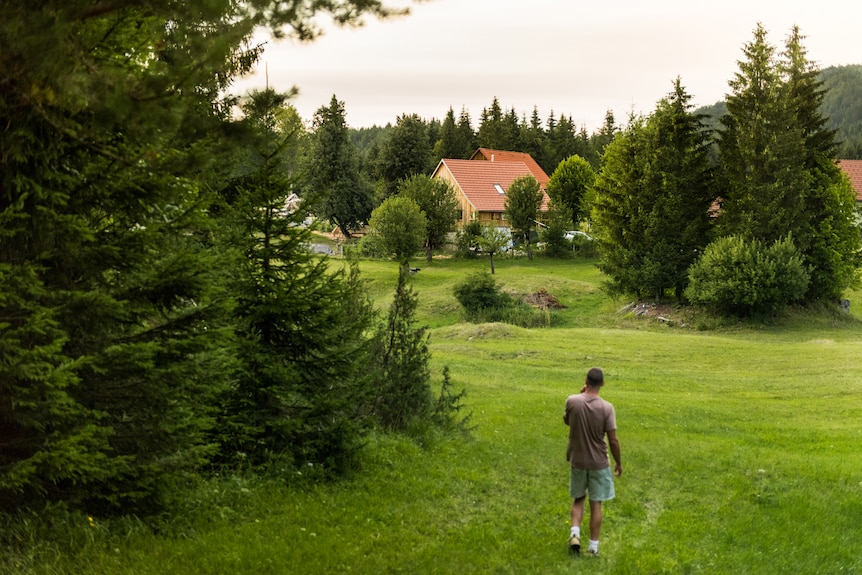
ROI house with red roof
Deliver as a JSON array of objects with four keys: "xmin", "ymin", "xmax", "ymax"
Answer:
[
  {"xmin": 837, "ymin": 159, "xmax": 862, "ymax": 202},
  {"xmin": 432, "ymin": 149, "xmax": 551, "ymax": 227}
]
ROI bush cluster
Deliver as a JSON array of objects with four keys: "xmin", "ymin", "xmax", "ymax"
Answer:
[{"xmin": 685, "ymin": 235, "xmax": 810, "ymax": 316}]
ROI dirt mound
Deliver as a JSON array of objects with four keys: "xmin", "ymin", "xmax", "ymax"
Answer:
[{"xmin": 524, "ymin": 288, "xmax": 565, "ymax": 310}]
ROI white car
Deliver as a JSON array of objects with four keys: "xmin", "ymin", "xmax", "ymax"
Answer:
[{"xmin": 564, "ymin": 230, "xmax": 593, "ymax": 241}]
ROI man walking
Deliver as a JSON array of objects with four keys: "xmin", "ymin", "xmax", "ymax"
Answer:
[{"xmin": 564, "ymin": 367, "xmax": 622, "ymax": 556}]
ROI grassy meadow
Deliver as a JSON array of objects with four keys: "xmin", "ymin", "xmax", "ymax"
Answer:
[{"xmin": 5, "ymin": 255, "xmax": 862, "ymax": 574}]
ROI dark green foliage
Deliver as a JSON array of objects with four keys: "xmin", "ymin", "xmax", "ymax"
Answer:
[
  {"xmin": 453, "ymin": 270, "xmax": 513, "ymax": 318},
  {"xmin": 375, "ymin": 114, "xmax": 433, "ymax": 197},
  {"xmin": 718, "ymin": 25, "xmax": 861, "ymax": 303},
  {"xmin": 370, "ymin": 267, "xmax": 432, "ymax": 432},
  {"xmin": 306, "ymin": 95, "xmax": 374, "ymax": 238},
  {"xmin": 0, "ymin": 1, "xmax": 243, "ymax": 513},
  {"xmin": 686, "ymin": 236, "xmax": 809, "ymax": 317},
  {"xmin": 431, "ymin": 366, "xmax": 474, "ymax": 435},
  {"xmin": 215, "ymin": 90, "xmax": 375, "ymax": 476},
  {"xmin": 433, "ymin": 107, "xmax": 476, "ymax": 161},
  {"xmin": 398, "ymin": 174, "xmax": 460, "ymax": 262},
  {"xmin": 546, "ymin": 155, "xmax": 596, "ymax": 230},
  {"xmin": 593, "ymin": 80, "xmax": 715, "ymax": 302},
  {"xmin": 504, "ymin": 176, "xmax": 544, "ymax": 261}
]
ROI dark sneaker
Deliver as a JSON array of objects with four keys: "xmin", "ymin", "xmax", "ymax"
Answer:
[{"xmin": 568, "ymin": 534, "xmax": 580, "ymax": 555}]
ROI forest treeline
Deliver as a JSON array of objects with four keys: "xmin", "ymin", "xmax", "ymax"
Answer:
[{"xmin": 346, "ymin": 63, "xmax": 862, "ymax": 181}]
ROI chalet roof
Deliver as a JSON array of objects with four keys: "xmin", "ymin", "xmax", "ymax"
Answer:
[
  {"xmin": 435, "ymin": 159, "xmax": 550, "ymax": 213},
  {"xmin": 470, "ymin": 148, "xmax": 550, "ymax": 187},
  {"xmin": 838, "ymin": 159, "xmax": 862, "ymax": 201}
]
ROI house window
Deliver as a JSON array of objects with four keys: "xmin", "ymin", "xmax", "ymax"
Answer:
[{"xmin": 494, "ymin": 183, "xmax": 505, "ymax": 195}]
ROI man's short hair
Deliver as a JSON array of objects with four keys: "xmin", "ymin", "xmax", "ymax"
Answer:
[{"xmin": 586, "ymin": 367, "xmax": 604, "ymax": 387}]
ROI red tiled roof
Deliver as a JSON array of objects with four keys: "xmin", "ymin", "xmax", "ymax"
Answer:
[
  {"xmin": 838, "ymin": 160, "xmax": 862, "ymax": 201},
  {"xmin": 436, "ymin": 159, "xmax": 550, "ymax": 212},
  {"xmin": 470, "ymin": 148, "xmax": 550, "ymax": 187}
]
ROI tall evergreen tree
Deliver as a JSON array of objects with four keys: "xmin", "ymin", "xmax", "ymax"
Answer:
[
  {"xmin": 718, "ymin": 23, "xmax": 808, "ymax": 245},
  {"xmin": 477, "ymin": 97, "xmax": 514, "ymax": 150},
  {"xmin": 718, "ymin": 24, "xmax": 860, "ymax": 301},
  {"xmin": 0, "ymin": 0, "xmax": 407, "ymax": 513},
  {"xmin": 219, "ymin": 89, "xmax": 375, "ymax": 472},
  {"xmin": 780, "ymin": 27, "xmax": 861, "ymax": 299},
  {"xmin": 456, "ymin": 108, "xmax": 478, "ymax": 158},
  {"xmin": 592, "ymin": 80, "xmax": 716, "ymax": 302},
  {"xmin": 306, "ymin": 95, "xmax": 374, "ymax": 237},
  {"xmin": 376, "ymin": 113, "xmax": 433, "ymax": 197}
]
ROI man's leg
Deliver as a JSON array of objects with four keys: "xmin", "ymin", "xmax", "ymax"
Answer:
[
  {"xmin": 588, "ymin": 500, "xmax": 603, "ymax": 554},
  {"xmin": 571, "ymin": 495, "xmax": 586, "ymax": 529},
  {"xmin": 569, "ymin": 496, "xmax": 586, "ymax": 553}
]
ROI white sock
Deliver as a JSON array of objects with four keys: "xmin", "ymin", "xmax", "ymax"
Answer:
[
  {"xmin": 589, "ymin": 540, "xmax": 599, "ymax": 552},
  {"xmin": 570, "ymin": 526, "xmax": 580, "ymax": 538}
]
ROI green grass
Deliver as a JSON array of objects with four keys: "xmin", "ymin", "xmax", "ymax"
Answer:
[{"xmin": 5, "ymin": 255, "xmax": 862, "ymax": 574}]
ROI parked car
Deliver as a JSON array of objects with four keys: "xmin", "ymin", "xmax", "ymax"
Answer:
[{"xmin": 564, "ymin": 230, "xmax": 593, "ymax": 241}]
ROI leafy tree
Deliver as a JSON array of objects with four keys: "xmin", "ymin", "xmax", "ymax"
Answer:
[
  {"xmin": 368, "ymin": 196, "xmax": 427, "ymax": 265},
  {"xmin": 306, "ymin": 95, "xmax": 374, "ymax": 237},
  {"xmin": 504, "ymin": 175, "xmax": 544, "ymax": 261},
  {"xmin": 398, "ymin": 174, "xmax": 460, "ymax": 262},
  {"xmin": 376, "ymin": 113, "xmax": 432, "ymax": 197},
  {"xmin": 546, "ymin": 155, "xmax": 596, "ymax": 230},
  {"xmin": 477, "ymin": 225, "xmax": 512, "ymax": 274}
]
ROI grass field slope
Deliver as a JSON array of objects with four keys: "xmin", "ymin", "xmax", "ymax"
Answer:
[{"xmin": 5, "ymin": 257, "xmax": 862, "ymax": 575}]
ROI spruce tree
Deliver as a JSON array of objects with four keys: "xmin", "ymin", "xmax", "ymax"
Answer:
[
  {"xmin": 371, "ymin": 267, "xmax": 432, "ymax": 432},
  {"xmin": 218, "ymin": 89, "xmax": 375, "ymax": 473},
  {"xmin": 306, "ymin": 95, "xmax": 374, "ymax": 237}
]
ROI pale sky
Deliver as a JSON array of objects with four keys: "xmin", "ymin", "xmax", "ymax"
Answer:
[{"xmin": 233, "ymin": 0, "xmax": 862, "ymax": 132}]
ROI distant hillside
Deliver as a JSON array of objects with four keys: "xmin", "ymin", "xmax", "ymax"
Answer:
[
  {"xmin": 821, "ymin": 64, "xmax": 862, "ymax": 159},
  {"xmin": 695, "ymin": 64, "xmax": 862, "ymax": 159}
]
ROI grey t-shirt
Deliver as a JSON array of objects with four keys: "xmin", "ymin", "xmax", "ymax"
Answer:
[{"xmin": 564, "ymin": 393, "xmax": 616, "ymax": 470}]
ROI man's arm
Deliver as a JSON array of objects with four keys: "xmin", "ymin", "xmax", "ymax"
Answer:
[{"xmin": 607, "ymin": 428, "xmax": 622, "ymax": 476}]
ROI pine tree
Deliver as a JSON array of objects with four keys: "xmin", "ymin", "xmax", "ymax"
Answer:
[
  {"xmin": 371, "ymin": 267, "xmax": 432, "ymax": 431},
  {"xmin": 218, "ymin": 89, "xmax": 375, "ymax": 473},
  {"xmin": 306, "ymin": 95, "xmax": 374, "ymax": 237}
]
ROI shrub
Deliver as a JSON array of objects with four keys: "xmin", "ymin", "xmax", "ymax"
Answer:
[
  {"xmin": 685, "ymin": 235, "xmax": 810, "ymax": 317},
  {"xmin": 453, "ymin": 270, "xmax": 512, "ymax": 316},
  {"xmin": 454, "ymin": 221, "xmax": 483, "ymax": 258}
]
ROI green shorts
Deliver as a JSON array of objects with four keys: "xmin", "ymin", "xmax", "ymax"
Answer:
[{"xmin": 569, "ymin": 466, "xmax": 615, "ymax": 501}]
